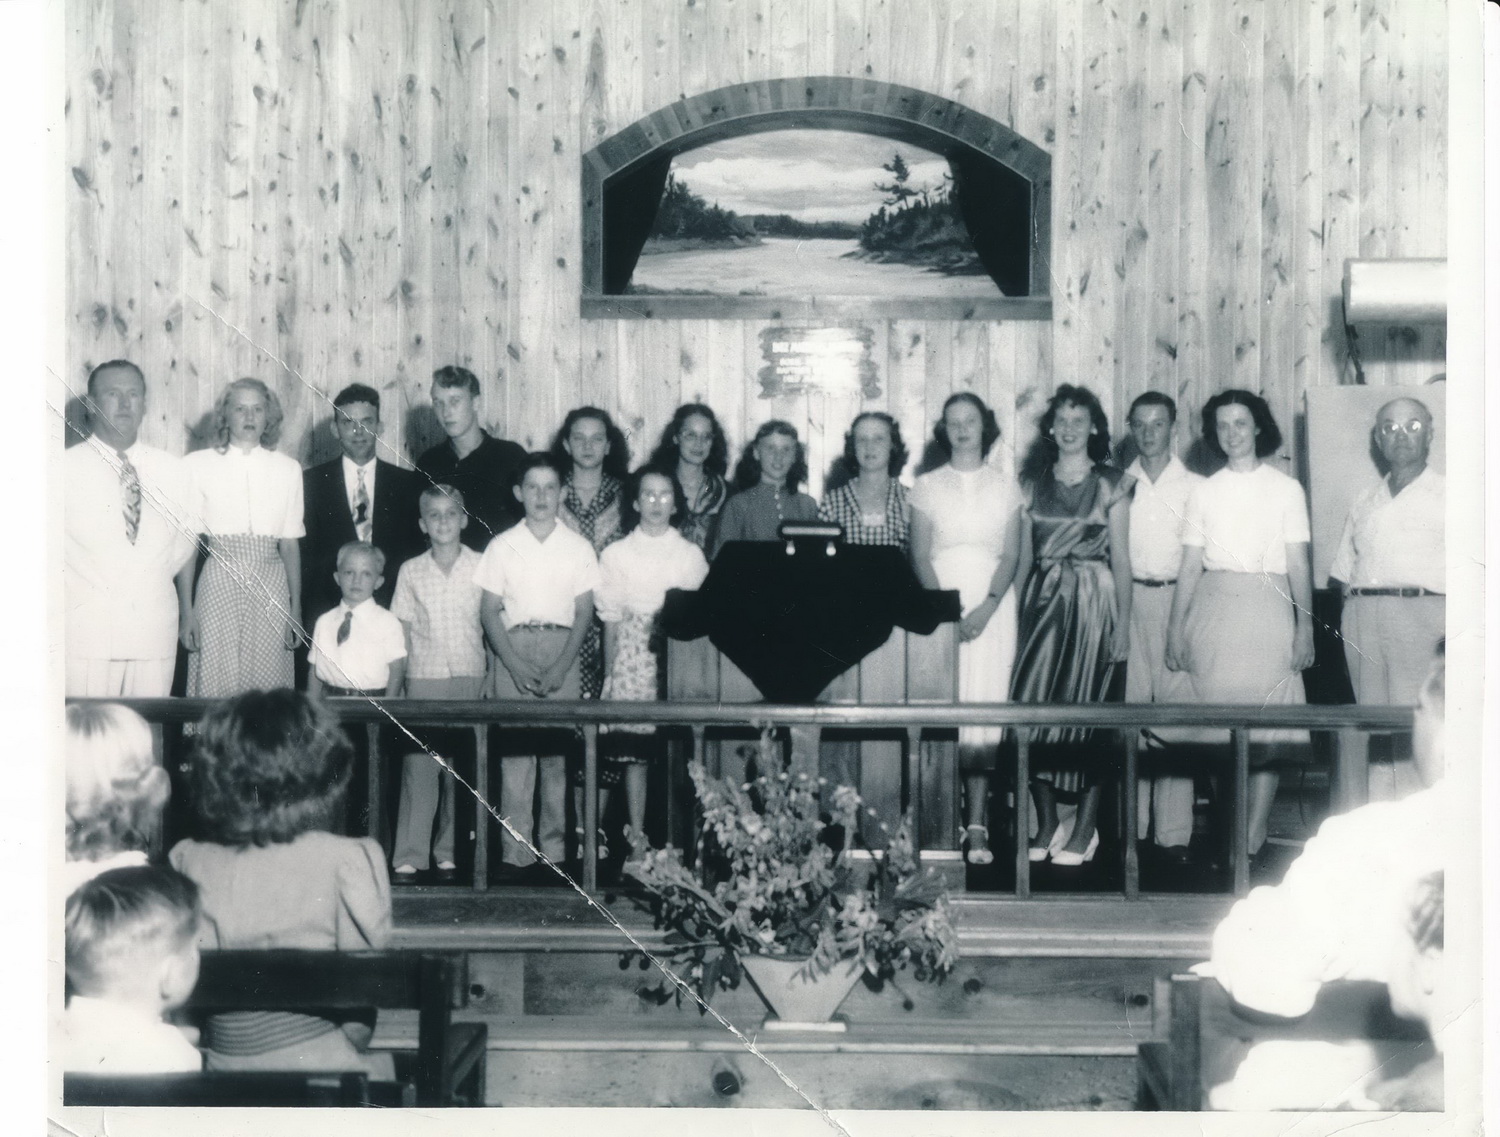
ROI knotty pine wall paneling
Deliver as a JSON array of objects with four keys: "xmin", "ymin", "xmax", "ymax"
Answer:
[{"xmin": 66, "ymin": 0, "xmax": 1450, "ymax": 497}]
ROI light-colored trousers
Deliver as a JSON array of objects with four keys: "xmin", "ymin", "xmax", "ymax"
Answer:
[
  {"xmin": 392, "ymin": 674, "xmax": 485, "ymax": 870},
  {"xmin": 1342, "ymin": 593, "xmax": 1444, "ymax": 801},
  {"xmin": 491, "ymin": 627, "xmax": 579, "ymax": 867},
  {"xmin": 66, "ymin": 656, "xmax": 175, "ymax": 697},
  {"xmin": 1127, "ymin": 582, "xmax": 1196, "ymax": 849}
]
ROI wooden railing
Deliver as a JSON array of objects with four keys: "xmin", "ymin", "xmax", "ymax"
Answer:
[{"xmin": 73, "ymin": 698, "xmax": 1413, "ymax": 898}]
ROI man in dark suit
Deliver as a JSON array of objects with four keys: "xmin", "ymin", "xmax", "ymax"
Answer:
[{"xmin": 301, "ymin": 384, "xmax": 423, "ymax": 626}]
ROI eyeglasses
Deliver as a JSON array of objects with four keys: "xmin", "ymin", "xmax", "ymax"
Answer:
[
  {"xmin": 640, "ymin": 491, "xmax": 676, "ymax": 503},
  {"xmin": 1378, "ymin": 420, "xmax": 1429, "ymax": 438}
]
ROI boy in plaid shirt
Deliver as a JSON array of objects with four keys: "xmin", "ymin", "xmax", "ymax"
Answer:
[{"xmin": 388, "ymin": 485, "xmax": 487, "ymax": 883}]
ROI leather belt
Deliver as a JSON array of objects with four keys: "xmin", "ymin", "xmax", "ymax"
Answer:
[
  {"xmin": 1347, "ymin": 587, "xmax": 1442, "ymax": 598},
  {"xmin": 512, "ymin": 622, "xmax": 572, "ymax": 632},
  {"xmin": 322, "ymin": 684, "xmax": 384, "ymax": 697},
  {"xmin": 1133, "ymin": 578, "xmax": 1177, "ymax": 588}
]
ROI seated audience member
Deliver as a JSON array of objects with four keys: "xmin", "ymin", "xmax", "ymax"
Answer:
[
  {"xmin": 63, "ymin": 864, "xmax": 203, "ymax": 1074},
  {"xmin": 476, "ymin": 453, "xmax": 601, "ymax": 882},
  {"xmin": 648, "ymin": 404, "xmax": 730, "ymax": 551},
  {"xmin": 818, "ymin": 411, "xmax": 912, "ymax": 549},
  {"xmin": 597, "ymin": 467, "xmax": 709, "ymax": 858},
  {"xmin": 1208, "ymin": 872, "xmax": 1446, "ymax": 1111},
  {"xmin": 1203, "ymin": 650, "xmax": 1445, "ymax": 1018},
  {"xmin": 710, "ymin": 421, "xmax": 818, "ymax": 557},
  {"xmin": 389, "ymin": 486, "xmax": 487, "ymax": 885},
  {"xmin": 65, "ymin": 703, "xmax": 172, "ymax": 896},
  {"xmin": 308, "ymin": 542, "xmax": 408, "ymax": 699},
  {"xmin": 169, "ymin": 690, "xmax": 393, "ymax": 1075}
]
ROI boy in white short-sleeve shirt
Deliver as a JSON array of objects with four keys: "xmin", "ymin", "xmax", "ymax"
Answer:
[
  {"xmin": 474, "ymin": 455, "xmax": 601, "ymax": 880},
  {"xmin": 309, "ymin": 542, "xmax": 408, "ymax": 698}
]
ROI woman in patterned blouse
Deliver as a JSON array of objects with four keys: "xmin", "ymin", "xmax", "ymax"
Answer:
[
  {"xmin": 648, "ymin": 403, "xmax": 730, "ymax": 551},
  {"xmin": 818, "ymin": 411, "xmax": 911, "ymax": 549},
  {"xmin": 551, "ymin": 406, "xmax": 631, "ymax": 855}
]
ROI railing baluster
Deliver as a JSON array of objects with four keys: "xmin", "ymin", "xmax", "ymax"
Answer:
[
  {"xmin": 665, "ymin": 726, "xmax": 681, "ymax": 851},
  {"xmin": 366, "ymin": 723, "xmax": 383, "ymax": 849},
  {"xmin": 1014, "ymin": 733, "xmax": 1030, "ymax": 900},
  {"xmin": 473, "ymin": 725, "xmax": 488, "ymax": 892},
  {"xmin": 1335, "ymin": 727, "xmax": 1370, "ymax": 813},
  {"xmin": 1232, "ymin": 728, "xmax": 1250, "ymax": 896},
  {"xmin": 583, "ymin": 724, "xmax": 599, "ymax": 893},
  {"xmin": 904, "ymin": 727, "xmax": 922, "ymax": 868},
  {"xmin": 1122, "ymin": 729, "xmax": 1140, "ymax": 900}
]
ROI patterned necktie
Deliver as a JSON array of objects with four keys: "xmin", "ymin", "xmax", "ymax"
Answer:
[
  {"xmin": 336, "ymin": 609, "xmax": 353, "ymax": 646},
  {"xmin": 353, "ymin": 467, "xmax": 371, "ymax": 543},
  {"xmin": 118, "ymin": 450, "xmax": 141, "ymax": 545}
]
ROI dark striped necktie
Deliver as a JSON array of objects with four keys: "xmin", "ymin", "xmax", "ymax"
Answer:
[
  {"xmin": 353, "ymin": 468, "xmax": 371, "ymax": 542},
  {"xmin": 118, "ymin": 450, "xmax": 141, "ymax": 544},
  {"xmin": 336, "ymin": 609, "xmax": 353, "ymax": 645}
]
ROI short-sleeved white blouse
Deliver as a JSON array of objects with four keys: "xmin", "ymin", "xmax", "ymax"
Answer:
[
  {"xmin": 183, "ymin": 445, "xmax": 306, "ymax": 539},
  {"xmin": 1182, "ymin": 463, "xmax": 1310, "ymax": 575},
  {"xmin": 596, "ymin": 527, "xmax": 709, "ymax": 623}
]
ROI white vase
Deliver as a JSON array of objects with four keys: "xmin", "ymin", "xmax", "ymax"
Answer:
[{"xmin": 739, "ymin": 954, "xmax": 864, "ymax": 1031}]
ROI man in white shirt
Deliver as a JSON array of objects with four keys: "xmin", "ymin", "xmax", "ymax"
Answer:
[
  {"xmin": 64, "ymin": 360, "xmax": 197, "ymax": 697},
  {"xmin": 475, "ymin": 455, "xmax": 601, "ymax": 882},
  {"xmin": 1328, "ymin": 396, "xmax": 1444, "ymax": 799},
  {"xmin": 1123, "ymin": 393, "xmax": 1204, "ymax": 864}
]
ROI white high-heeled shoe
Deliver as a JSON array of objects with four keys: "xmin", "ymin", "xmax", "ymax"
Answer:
[
  {"xmin": 962, "ymin": 824, "xmax": 994, "ymax": 866},
  {"xmin": 1050, "ymin": 828, "xmax": 1099, "ymax": 867}
]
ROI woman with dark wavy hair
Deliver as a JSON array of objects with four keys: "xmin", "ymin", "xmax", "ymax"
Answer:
[
  {"xmin": 178, "ymin": 378, "xmax": 305, "ymax": 697},
  {"xmin": 168, "ymin": 688, "xmax": 392, "ymax": 1075},
  {"xmin": 910, "ymin": 393, "xmax": 1022, "ymax": 866},
  {"xmin": 711, "ymin": 420, "xmax": 818, "ymax": 557},
  {"xmin": 1011, "ymin": 384, "xmax": 1134, "ymax": 868},
  {"xmin": 819, "ymin": 411, "xmax": 912, "ymax": 549},
  {"xmin": 648, "ymin": 404, "xmax": 730, "ymax": 550},
  {"xmin": 1166, "ymin": 389, "xmax": 1313, "ymax": 871}
]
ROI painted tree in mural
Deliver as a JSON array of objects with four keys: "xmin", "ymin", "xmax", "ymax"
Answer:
[{"xmin": 857, "ymin": 153, "xmax": 981, "ymax": 275}]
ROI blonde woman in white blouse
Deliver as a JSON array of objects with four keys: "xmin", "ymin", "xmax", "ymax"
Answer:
[
  {"xmin": 596, "ymin": 467, "xmax": 709, "ymax": 856},
  {"xmin": 177, "ymin": 379, "xmax": 306, "ymax": 696},
  {"xmin": 1166, "ymin": 390, "xmax": 1314, "ymax": 870}
]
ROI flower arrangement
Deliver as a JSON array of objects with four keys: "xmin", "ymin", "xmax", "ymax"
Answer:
[{"xmin": 621, "ymin": 736, "xmax": 959, "ymax": 1012}]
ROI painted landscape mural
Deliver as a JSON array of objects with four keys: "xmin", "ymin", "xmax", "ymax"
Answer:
[{"xmin": 627, "ymin": 130, "xmax": 1001, "ymax": 298}]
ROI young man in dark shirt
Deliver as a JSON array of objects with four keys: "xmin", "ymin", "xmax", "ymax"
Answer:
[{"xmin": 414, "ymin": 366, "xmax": 528, "ymax": 552}]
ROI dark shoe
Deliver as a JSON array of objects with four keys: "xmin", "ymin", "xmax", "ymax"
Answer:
[
  {"xmin": 1157, "ymin": 845, "xmax": 1194, "ymax": 868},
  {"xmin": 391, "ymin": 866, "xmax": 421, "ymax": 887},
  {"xmin": 431, "ymin": 865, "xmax": 459, "ymax": 885},
  {"xmin": 523, "ymin": 861, "xmax": 571, "ymax": 888},
  {"xmin": 492, "ymin": 862, "xmax": 530, "ymax": 885}
]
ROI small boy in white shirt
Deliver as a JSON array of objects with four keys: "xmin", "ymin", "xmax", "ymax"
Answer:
[
  {"xmin": 389, "ymin": 486, "xmax": 487, "ymax": 885},
  {"xmin": 309, "ymin": 542, "xmax": 408, "ymax": 698},
  {"xmin": 474, "ymin": 454, "xmax": 601, "ymax": 882},
  {"xmin": 62, "ymin": 865, "xmax": 203, "ymax": 1075}
]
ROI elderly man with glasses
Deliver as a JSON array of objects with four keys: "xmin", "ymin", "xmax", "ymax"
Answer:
[{"xmin": 1328, "ymin": 396, "xmax": 1445, "ymax": 799}]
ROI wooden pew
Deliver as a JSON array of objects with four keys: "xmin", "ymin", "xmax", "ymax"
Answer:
[
  {"xmin": 184, "ymin": 950, "xmax": 487, "ymax": 1107},
  {"xmin": 64, "ymin": 1070, "xmax": 403, "ymax": 1107}
]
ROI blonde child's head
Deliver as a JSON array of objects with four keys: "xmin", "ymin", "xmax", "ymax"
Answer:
[
  {"xmin": 187, "ymin": 689, "xmax": 352, "ymax": 848},
  {"xmin": 66, "ymin": 703, "xmax": 171, "ymax": 862},
  {"xmin": 66, "ymin": 865, "xmax": 201, "ymax": 1012},
  {"xmin": 334, "ymin": 541, "xmax": 386, "ymax": 606},
  {"xmin": 418, "ymin": 484, "xmax": 468, "ymax": 548}
]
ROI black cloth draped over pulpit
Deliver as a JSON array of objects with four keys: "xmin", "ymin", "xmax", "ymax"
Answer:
[{"xmin": 660, "ymin": 542, "xmax": 961, "ymax": 703}]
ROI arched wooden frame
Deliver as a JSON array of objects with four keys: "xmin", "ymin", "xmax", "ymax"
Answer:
[{"xmin": 581, "ymin": 77, "xmax": 1052, "ymax": 321}]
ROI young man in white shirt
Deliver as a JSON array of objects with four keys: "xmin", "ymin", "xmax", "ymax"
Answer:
[
  {"xmin": 475, "ymin": 454, "xmax": 601, "ymax": 883},
  {"xmin": 64, "ymin": 360, "xmax": 197, "ymax": 697},
  {"xmin": 1124, "ymin": 392, "xmax": 1204, "ymax": 865}
]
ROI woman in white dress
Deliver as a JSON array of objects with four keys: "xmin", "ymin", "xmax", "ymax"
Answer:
[
  {"xmin": 1166, "ymin": 389, "xmax": 1314, "ymax": 870},
  {"xmin": 178, "ymin": 378, "xmax": 305, "ymax": 696},
  {"xmin": 597, "ymin": 467, "xmax": 709, "ymax": 857},
  {"xmin": 909, "ymin": 393, "xmax": 1023, "ymax": 866}
]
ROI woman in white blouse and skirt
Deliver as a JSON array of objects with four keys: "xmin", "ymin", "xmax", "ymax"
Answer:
[
  {"xmin": 178, "ymin": 379, "xmax": 305, "ymax": 696},
  {"xmin": 1166, "ymin": 390, "xmax": 1314, "ymax": 867},
  {"xmin": 597, "ymin": 467, "xmax": 709, "ymax": 856}
]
